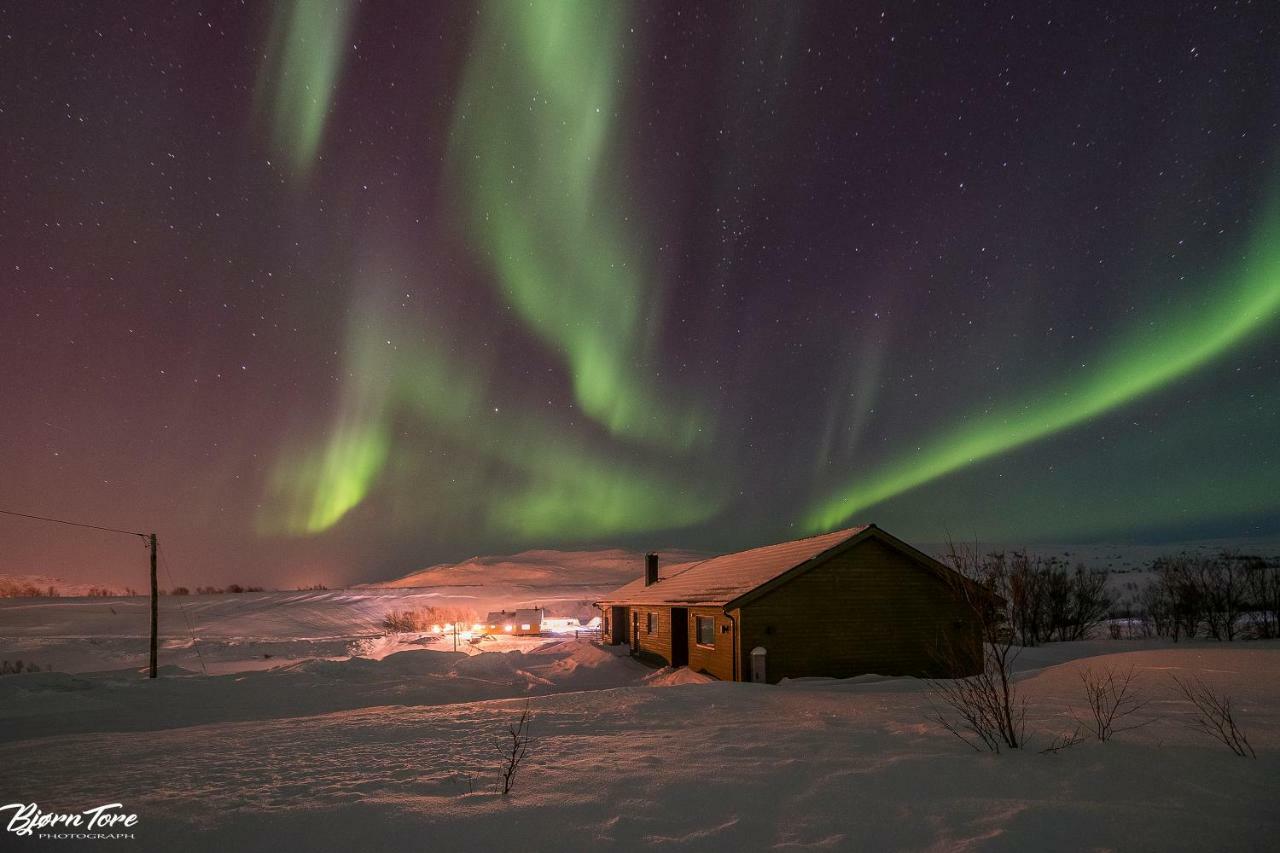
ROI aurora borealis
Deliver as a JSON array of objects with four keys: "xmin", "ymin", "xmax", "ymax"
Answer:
[{"xmin": 1, "ymin": 2, "xmax": 1278, "ymax": 586}]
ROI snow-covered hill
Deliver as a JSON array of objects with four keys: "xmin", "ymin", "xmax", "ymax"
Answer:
[{"xmin": 366, "ymin": 546, "xmax": 704, "ymax": 591}]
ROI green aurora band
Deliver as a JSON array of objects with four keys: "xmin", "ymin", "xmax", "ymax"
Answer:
[
  {"xmin": 804, "ymin": 204, "xmax": 1280, "ymax": 532},
  {"xmin": 259, "ymin": 288, "xmax": 719, "ymax": 538},
  {"xmin": 448, "ymin": 0, "xmax": 707, "ymax": 449},
  {"xmin": 255, "ymin": 0, "xmax": 356, "ymax": 177}
]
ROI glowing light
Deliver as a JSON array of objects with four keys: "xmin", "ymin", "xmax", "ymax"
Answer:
[
  {"xmin": 259, "ymin": 284, "xmax": 721, "ymax": 538},
  {"xmin": 448, "ymin": 0, "xmax": 708, "ymax": 448},
  {"xmin": 256, "ymin": 0, "xmax": 356, "ymax": 177},
  {"xmin": 804, "ymin": 203, "xmax": 1280, "ymax": 532}
]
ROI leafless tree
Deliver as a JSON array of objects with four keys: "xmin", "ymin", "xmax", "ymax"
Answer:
[
  {"xmin": 1171, "ymin": 674, "xmax": 1256, "ymax": 758},
  {"xmin": 1059, "ymin": 566, "xmax": 1111, "ymax": 641},
  {"xmin": 1152, "ymin": 556, "xmax": 1210, "ymax": 640},
  {"xmin": 976, "ymin": 550, "xmax": 1109, "ymax": 646},
  {"xmin": 1138, "ymin": 578, "xmax": 1175, "ymax": 639},
  {"xmin": 497, "ymin": 702, "xmax": 533, "ymax": 794},
  {"xmin": 928, "ymin": 541, "xmax": 1025, "ymax": 752},
  {"xmin": 1076, "ymin": 664, "xmax": 1150, "ymax": 741},
  {"xmin": 1199, "ymin": 553, "xmax": 1249, "ymax": 641},
  {"xmin": 1247, "ymin": 559, "xmax": 1280, "ymax": 639}
]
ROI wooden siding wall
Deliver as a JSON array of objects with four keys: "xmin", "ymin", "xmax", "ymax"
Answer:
[
  {"xmin": 599, "ymin": 604, "xmax": 736, "ymax": 680},
  {"xmin": 687, "ymin": 606, "xmax": 734, "ymax": 681},
  {"xmin": 630, "ymin": 605, "xmax": 673, "ymax": 664},
  {"xmin": 739, "ymin": 538, "xmax": 981, "ymax": 683}
]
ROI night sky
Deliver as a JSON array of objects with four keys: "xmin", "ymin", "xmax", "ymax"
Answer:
[{"xmin": 2, "ymin": 2, "xmax": 1278, "ymax": 588}]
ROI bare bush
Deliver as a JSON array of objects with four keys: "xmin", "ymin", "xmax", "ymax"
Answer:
[
  {"xmin": 1040, "ymin": 723, "xmax": 1087, "ymax": 754},
  {"xmin": 381, "ymin": 606, "xmax": 477, "ymax": 635},
  {"xmin": 1076, "ymin": 665, "xmax": 1150, "ymax": 741},
  {"xmin": 1247, "ymin": 559, "xmax": 1280, "ymax": 639},
  {"xmin": 1, "ymin": 660, "xmax": 53, "ymax": 675},
  {"xmin": 1138, "ymin": 578, "xmax": 1176, "ymax": 639},
  {"xmin": 382, "ymin": 609, "xmax": 430, "ymax": 633},
  {"xmin": 1199, "ymin": 553, "xmax": 1249, "ymax": 641},
  {"xmin": 1171, "ymin": 674, "xmax": 1256, "ymax": 758},
  {"xmin": 928, "ymin": 655, "xmax": 1027, "ymax": 752},
  {"xmin": 928, "ymin": 541, "xmax": 1026, "ymax": 752},
  {"xmin": 970, "ymin": 550, "xmax": 1110, "ymax": 646},
  {"xmin": 1144, "ymin": 552, "xmax": 1264, "ymax": 641},
  {"xmin": 498, "ymin": 702, "xmax": 533, "ymax": 795}
]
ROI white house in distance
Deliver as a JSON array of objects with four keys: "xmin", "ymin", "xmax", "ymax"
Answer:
[{"xmin": 483, "ymin": 608, "xmax": 544, "ymax": 636}]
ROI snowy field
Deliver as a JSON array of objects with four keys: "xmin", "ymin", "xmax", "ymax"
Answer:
[{"xmin": 1, "ymin": 594, "xmax": 1278, "ymax": 851}]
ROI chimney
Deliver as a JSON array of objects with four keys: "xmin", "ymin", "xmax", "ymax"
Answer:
[{"xmin": 644, "ymin": 552, "xmax": 659, "ymax": 586}]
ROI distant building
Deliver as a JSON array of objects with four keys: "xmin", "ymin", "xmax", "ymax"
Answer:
[
  {"xmin": 483, "ymin": 608, "xmax": 544, "ymax": 636},
  {"xmin": 596, "ymin": 525, "xmax": 983, "ymax": 683}
]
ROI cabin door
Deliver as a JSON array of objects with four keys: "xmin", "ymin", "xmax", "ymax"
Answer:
[
  {"xmin": 610, "ymin": 606, "xmax": 627, "ymax": 645},
  {"xmin": 670, "ymin": 607, "xmax": 689, "ymax": 667}
]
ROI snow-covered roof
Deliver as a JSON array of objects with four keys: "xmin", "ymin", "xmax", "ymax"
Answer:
[
  {"xmin": 513, "ymin": 608, "xmax": 543, "ymax": 625},
  {"xmin": 484, "ymin": 608, "xmax": 543, "ymax": 626},
  {"xmin": 598, "ymin": 526, "xmax": 870, "ymax": 607}
]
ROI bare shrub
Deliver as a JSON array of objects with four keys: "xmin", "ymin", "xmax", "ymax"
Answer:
[
  {"xmin": 0, "ymin": 580, "xmax": 57, "ymax": 598},
  {"xmin": 1139, "ymin": 578, "xmax": 1176, "ymax": 639},
  {"xmin": 1076, "ymin": 665, "xmax": 1150, "ymax": 741},
  {"xmin": 1146, "ymin": 553, "xmax": 1262, "ymax": 641},
  {"xmin": 1, "ymin": 660, "xmax": 52, "ymax": 675},
  {"xmin": 1247, "ymin": 559, "xmax": 1280, "ymax": 639},
  {"xmin": 498, "ymin": 702, "xmax": 533, "ymax": 795},
  {"xmin": 1056, "ymin": 566, "xmax": 1110, "ymax": 641},
  {"xmin": 974, "ymin": 550, "xmax": 1110, "ymax": 646},
  {"xmin": 381, "ymin": 606, "xmax": 477, "ymax": 635},
  {"xmin": 1171, "ymin": 674, "xmax": 1256, "ymax": 758},
  {"xmin": 1040, "ymin": 723, "xmax": 1087, "ymax": 754},
  {"xmin": 1199, "ymin": 553, "xmax": 1250, "ymax": 641},
  {"xmin": 382, "ymin": 609, "xmax": 430, "ymax": 633},
  {"xmin": 928, "ymin": 541, "xmax": 1025, "ymax": 752}
]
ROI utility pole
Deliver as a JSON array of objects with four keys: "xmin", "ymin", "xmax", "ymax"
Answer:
[
  {"xmin": 0, "ymin": 508, "xmax": 162, "ymax": 678},
  {"xmin": 149, "ymin": 533, "xmax": 158, "ymax": 679}
]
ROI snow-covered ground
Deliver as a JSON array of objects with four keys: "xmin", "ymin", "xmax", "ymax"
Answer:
[
  {"xmin": 0, "ymin": 588, "xmax": 610, "ymax": 676},
  {"xmin": 1, "ymin": 595, "xmax": 1277, "ymax": 851}
]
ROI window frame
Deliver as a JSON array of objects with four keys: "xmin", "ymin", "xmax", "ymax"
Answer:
[
  {"xmin": 695, "ymin": 615, "xmax": 716, "ymax": 648},
  {"xmin": 646, "ymin": 612, "xmax": 656, "ymax": 634}
]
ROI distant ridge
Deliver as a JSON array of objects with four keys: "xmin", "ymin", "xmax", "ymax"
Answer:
[{"xmin": 363, "ymin": 547, "xmax": 707, "ymax": 590}]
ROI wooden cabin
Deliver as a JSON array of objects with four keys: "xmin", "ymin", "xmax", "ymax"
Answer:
[
  {"xmin": 596, "ymin": 525, "xmax": 982, "ymax": 683},
  {"xmin": 483, "ymin": 608, "xmax": 544, "ymax": 636}
]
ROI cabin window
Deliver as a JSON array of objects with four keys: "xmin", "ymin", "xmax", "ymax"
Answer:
[
  {"xmin": 521, "ymin": 624, "xmax": 531, "ymax": 631},
  {"xmin": 696, "ymin": 615, "xmax": 715, "ymax": 647},
  {"xmin": 646, "ymin": 612, "xmax": 656, "ymax": 634}
]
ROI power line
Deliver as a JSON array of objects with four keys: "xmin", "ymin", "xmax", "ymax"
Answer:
[
  {"xmin": 1, "ymin": 504, "xmax": 163, "ymax": 677},
  {"xmin": 0, "ymin": 507, "xmax": 146, "ymax": 539},
  {"xmin": 157, "ymin": 542, "xmax": 207, "ymax": 676}
]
